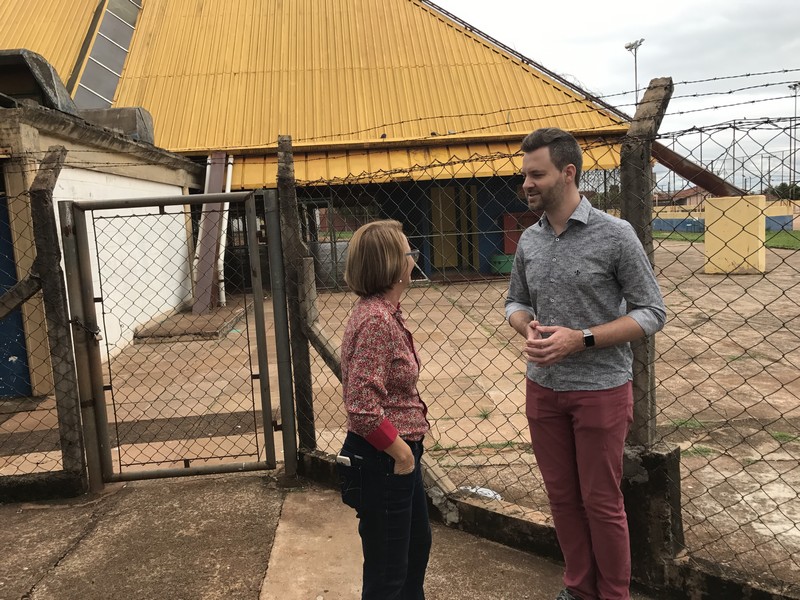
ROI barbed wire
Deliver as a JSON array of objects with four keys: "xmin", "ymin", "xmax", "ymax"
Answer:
[
  {"xmin": 1, "ymin": 67, "xmax": 796, "ymax": 160},
  {"xmin": 4, "ymin": 94, "xmax": 796, "ymax": 170}
]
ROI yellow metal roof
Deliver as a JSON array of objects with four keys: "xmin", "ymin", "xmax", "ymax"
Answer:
[
  {"xmin": 116, "ymin": 0, "xmax": 627, "ymax": 159},
  {"xmin": 0, "ymin": 0, "xmax": 102, "ymax": 87}
]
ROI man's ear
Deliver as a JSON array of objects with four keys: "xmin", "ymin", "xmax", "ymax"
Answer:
[{"xmin": 563, "ymin": 164, "xmax": 577, "ymax": 185}]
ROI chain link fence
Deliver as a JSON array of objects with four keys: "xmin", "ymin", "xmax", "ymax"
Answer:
[
  {"xmin": 0, "ymin": 184, "xmax": 63, "ymax": 476},
  {"xmin": 0, "ymin": 150, "xmax": 85, "ymax": 497},
  {"xmin": 82, "ymin": 196, "xmax": 276, "ymax": 476},
  {"xmin": 291, "ymin": 119, "xmax": 800, "ymax": 589}
]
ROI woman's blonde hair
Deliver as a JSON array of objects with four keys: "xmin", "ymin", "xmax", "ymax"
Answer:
[{"xmin": 344, "ymin": 220, "xmax": 407, "ymax": 297}]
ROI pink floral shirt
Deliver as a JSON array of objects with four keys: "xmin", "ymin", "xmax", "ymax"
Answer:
[{"xmin": 341, "ymin": 295, "xmax": 429, "ymax": 450}]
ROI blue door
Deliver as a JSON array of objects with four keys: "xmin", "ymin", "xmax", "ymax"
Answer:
[{"xmin": 0, "ymin": 186, "xmax": 32, "ymax": 398}]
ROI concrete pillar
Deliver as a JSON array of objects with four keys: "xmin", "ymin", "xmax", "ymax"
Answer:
[
  {"xmin": 704, "ymin": 195, "xmax": 766, "ymax": 274},
  {"xmin": 623, "ymin": 444, "xmax": 684, "ymax": 587}
]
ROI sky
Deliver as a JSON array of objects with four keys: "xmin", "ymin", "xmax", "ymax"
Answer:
[{"xmin": 431, "ymin": 0, "xmax": 800, "ymax": 178}]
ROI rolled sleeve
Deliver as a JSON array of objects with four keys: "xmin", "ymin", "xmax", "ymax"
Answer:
[
  {"xmin": 364, "ymin": 419, "xmax": 399, "ymax": 450},
  {"xmin": 505, "ymin": 245, "xmax": 536, "ymax": 322},
  {"xmin": 627, "ymin": 305, "xmax": 666, "ymax": 336},
  {"xmin": 617, "ymin": 223, "xmax": 667, "ymax": 336}
]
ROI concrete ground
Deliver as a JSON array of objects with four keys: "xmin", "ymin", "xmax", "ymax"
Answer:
[{"xmin": 0, "ymin": 471, "xmax": 659, "ymax": 600}]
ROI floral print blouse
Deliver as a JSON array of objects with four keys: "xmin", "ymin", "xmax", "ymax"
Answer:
[{"xmin": 341, "ymin": 295, "xmax": 429, "ymax": 450}]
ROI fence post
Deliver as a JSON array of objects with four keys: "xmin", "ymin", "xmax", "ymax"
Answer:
[
  {"xmin": 29, "ymin": 146, "xmax": 87, "ymax": 490},
  {"xmin": 71, "ymin": 204, "xmax": 114, "ymax": 482},
  {"xmin": 620, "ymin": 76, "xmax": 673, "ymax": 447},
  {"xmin": 619, "ymin": 78, "xmax": 685, "ymax": 588},
  {"xmin": 59, "ymin": 201, "xmax": 104, "ymax": 493},
  {"xmin": 261, "ymin": 189, "xmax": 298, "ymax": 476},
  {"xmin": 277, "ymin": 136, "xmax": 316, "ymax": 451},
  {"xmin": 244, "ymin": 191, "xmax": 278, "ymax": 470}
]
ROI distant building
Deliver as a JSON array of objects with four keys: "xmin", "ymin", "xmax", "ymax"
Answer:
[{"xmin": 654, "ymin": 186, "xmax": 710, "ymax": 207}]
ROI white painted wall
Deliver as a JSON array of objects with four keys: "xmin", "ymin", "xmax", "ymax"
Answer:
[{"xmin": 54, "ymin": 168, "xmax": 191, "ymax": 361}]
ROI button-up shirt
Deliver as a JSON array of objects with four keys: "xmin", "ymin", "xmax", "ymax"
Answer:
[
  {"xmin": 505, "ymin": 197, "xmax": 666, "ymax": 391},
  {"xmin": 341, "ymin": 295, "xmax": 429, "ymax": 450}
]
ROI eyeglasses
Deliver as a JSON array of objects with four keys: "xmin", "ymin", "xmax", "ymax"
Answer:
[{"xmin": 405, "ymin": 249, "xmax": 420, "ymax": 261}]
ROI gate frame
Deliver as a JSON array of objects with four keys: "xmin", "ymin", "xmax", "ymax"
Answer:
[{"xmin": 61, "ymin": 190, "xmax": 295, "ymax": 486}]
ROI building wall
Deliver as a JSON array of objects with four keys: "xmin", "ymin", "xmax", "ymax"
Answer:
[
  {"xmin": 0, "ymin": 108, "xmax": 202, "ymax": 395},
  {"xmin": 53, "ymin": 168, "xmax": 191, "ymax": 362}
]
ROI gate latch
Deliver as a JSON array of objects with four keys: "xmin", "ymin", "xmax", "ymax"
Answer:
[{"xmin": 70, "ymin": 318, "xmax": 103, "ymax": 342}]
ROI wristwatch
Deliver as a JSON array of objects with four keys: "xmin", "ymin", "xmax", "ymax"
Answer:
[{"xmin": 582, "ymin": 329, "xmax": 595, "ymax": 348}]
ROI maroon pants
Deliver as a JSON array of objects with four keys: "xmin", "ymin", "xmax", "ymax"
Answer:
[{"xmin": 526, "ymin": 379, "xmax": 633, "ymax": 600}]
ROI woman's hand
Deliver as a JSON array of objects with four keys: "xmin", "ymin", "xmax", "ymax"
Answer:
[{"xmin": 385, "ymin": 436, "xmax": 416, "ymax": 475}]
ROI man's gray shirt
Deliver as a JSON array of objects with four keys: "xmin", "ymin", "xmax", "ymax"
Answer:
[{"xmin": 505, "ymin": 197, "xmax": 666, "ymax": 391}]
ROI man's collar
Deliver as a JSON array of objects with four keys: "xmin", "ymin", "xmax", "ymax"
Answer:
[
  {"xmin": 569, "ymin": 196, "xmax": 592, "ymax": 224},
  {"xmin": 538, "ymin": 196, "xmax": 591, "ymax": 228}
]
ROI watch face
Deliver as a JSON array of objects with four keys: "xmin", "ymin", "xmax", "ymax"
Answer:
[{"xmin": 583, "ymin": 330, "xmax": 595, "ymax": 347}]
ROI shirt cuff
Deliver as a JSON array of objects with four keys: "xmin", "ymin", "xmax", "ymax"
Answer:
[
  {"xmin": 365, "ymin": 419, "xmax": 399, "ymax": 450},
  {"xmin": 505, "ymin": 303, "xmax": 535, "ymax": 322}
]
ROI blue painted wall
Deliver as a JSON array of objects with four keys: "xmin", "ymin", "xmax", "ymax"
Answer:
[
  {"xmin": 652, "ymin": 216, "xmax": 793, "ymax": 233},
  {"xmin": 0, "ymin": 195, "xmax": 32, "ymax": 398}
]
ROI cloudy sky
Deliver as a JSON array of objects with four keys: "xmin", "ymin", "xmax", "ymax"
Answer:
[{"xmin": 431, "ymin": 0, "xmax": 800, "ymax": 135}]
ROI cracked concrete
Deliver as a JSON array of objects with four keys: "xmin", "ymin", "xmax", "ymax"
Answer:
[{"xmin": 0, "ymin": 472, "xmax": 661, "ymax": 600}]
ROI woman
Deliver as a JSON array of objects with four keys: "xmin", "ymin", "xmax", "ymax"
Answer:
[{"xmin": 337, "ymin": 219, "xmax": 431, "ymax": 600}]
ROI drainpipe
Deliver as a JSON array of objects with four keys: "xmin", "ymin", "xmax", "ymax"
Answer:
[
  {"xmin": 217, "ymin": 155, "xmax": 233, "ymax": 306},
  {"xmin": 192, "ymin": 155, "xmax": 213, "ymax": 293}
]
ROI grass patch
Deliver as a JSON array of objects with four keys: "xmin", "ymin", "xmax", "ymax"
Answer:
[
  {"xmin": 477, "ymin": 407, "xmax": 493, "ymax": 420},
  {"xmin": 766, "ymin": 230, "xmax": 800, "ymax": 250},
  {"xmin": 653, "ymin": 231, "xmax": 704, "ymax": 243},
  {"xmin": 318, "ymin": 231, "xmax": 354, "ymax": 241},
  {"xmin": 430, "ymin": 440, "xmax": 521, "ymax": 453},
  {"xmin": 727, "ymin": 350, "xmax": 769, "ymax": 363},
  {"xmin": 769, "ymin": 431, "xmax": 799, "ymax": 443},
  {"xmin": 670, "ymin": 418, "xmax": 705, "ymax": 430},
  {"xmin": 476, "ymin": 440, "xmax": 516, "ymax": 450},
  {"xmin": 683, "ymin": 445, "xmax": 716, "ymax": 457},
  {"xmin": 653, "ymin": 230, "xmax": 800, "ymax": 249}
]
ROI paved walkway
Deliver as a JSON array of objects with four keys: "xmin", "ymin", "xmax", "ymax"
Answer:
[{"xmin": 0, "ymin": 470, "xmax": 659, "ymax": 600}]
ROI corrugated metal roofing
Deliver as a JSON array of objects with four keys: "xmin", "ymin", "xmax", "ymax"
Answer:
[
  {"xmin": 115, "ymin": 0, "xmax": 627, "ymax": 157},
  {"xmin": 0, "ymin": 0, "xmax": 102, "ymax": 87},
  {"xmin": 233, "ymin": 138, "xmax": 622, "ymax": 189}
]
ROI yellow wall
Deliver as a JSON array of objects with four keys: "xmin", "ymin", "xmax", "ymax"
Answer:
[
  {"xmin": 704, "ymin": 196, "xmax": 766, "ymax": 274},
  {"xmin": 653, "ymin": 200, "xmax": 795, "ymax": 222}
]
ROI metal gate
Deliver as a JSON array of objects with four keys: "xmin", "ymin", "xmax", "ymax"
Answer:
[{"xmin": 60, "ymin": 190, "xmax": 294, "ymax": 483}]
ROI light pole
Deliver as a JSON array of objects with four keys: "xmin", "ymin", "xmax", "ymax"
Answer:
[
  {"xmin": 625, "ymin": 38, "xmax": 645, "ymax": 105},
  {"xmin": 789, "ymin": 82, "xmax": 800, "ymax": 186}
]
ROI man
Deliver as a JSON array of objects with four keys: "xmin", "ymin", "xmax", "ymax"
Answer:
[{"xmin": 505, "ymin": 128, "xmax": 666, "ymax": 600}]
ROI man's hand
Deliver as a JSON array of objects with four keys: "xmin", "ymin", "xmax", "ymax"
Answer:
[{"xmin": 524, "ymin": 325, "xmax": 583, "ymax": 366}]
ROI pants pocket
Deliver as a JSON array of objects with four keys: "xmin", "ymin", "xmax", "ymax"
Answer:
[{"xmin": 337, "ymin": 463, "xmax": 362, "ymax": 511}]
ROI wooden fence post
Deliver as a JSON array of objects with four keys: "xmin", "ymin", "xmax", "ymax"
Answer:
[
  {"xmin": 620, "ymin": 77, "xmax": 673, "ymax": 447},
  {"xmin": 29, "ymin": 146, "xmax": 87, "ymax": 487},
  {"xmin": 277, "ymin": 136, "xmax": 316, "ymax": 451}
]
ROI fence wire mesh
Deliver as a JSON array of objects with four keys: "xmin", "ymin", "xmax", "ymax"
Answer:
[
  {"xmin": 293, "ymin": 121, "xmax": 800, "ymax": 588},
  {"xmin": 88, "ymin": 200, "xmax": 270, "ymax": 473},
  {"xmin": 0, "ymin": 177, "xmax": 66, "ymax": 476}
]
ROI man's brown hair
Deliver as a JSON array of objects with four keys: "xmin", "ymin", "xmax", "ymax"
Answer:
[{"xmin": 521, "ymin": 127, "xmax": 583, "ymax": 187}]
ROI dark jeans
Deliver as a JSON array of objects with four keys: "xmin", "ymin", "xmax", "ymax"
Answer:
[{"xmin": 338, "ymin": 431, "xmax": 431, "ymax": 600}]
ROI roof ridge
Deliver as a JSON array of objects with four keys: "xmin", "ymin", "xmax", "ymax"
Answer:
[{"xmin": 415, "ymin": 0, "xmax": 630, "ymax": 126}]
